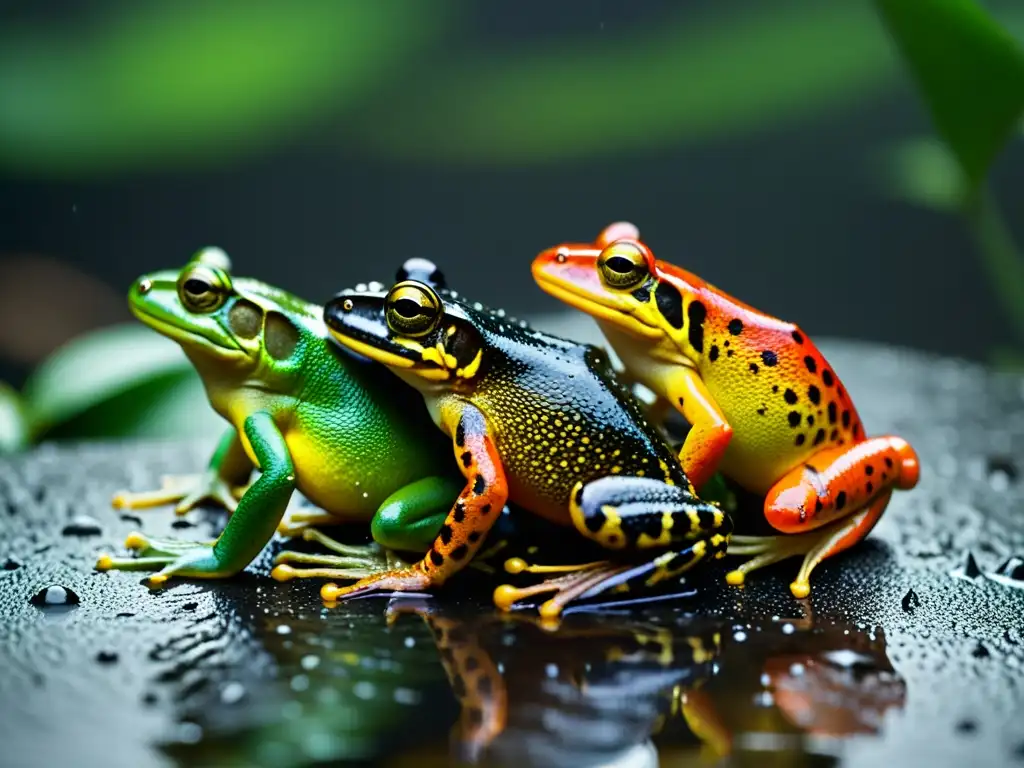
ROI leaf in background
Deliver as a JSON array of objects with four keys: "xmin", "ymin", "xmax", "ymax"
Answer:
[
  {"xmin": 346, "ymin": 4, "xmax": 899, "ymax": 165},
  {"xmin": 0, "ymin": 382, "xmax": 28, "ymax": 454},
  {"xmin": 0, "ymin": 0, "xmax": 447, "ymax": 176},
  {"xmin": 879, "ymin": 136, "xmax": 966, "ymax": 211},
  {"xmin": 875, "ymin": 0, "xmax": 1024, "ymax": 188},
  {"xmin": 21, "ymin": 324, "xmax": 193, "ymax": 438}
]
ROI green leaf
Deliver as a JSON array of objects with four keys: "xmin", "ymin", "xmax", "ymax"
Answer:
[
  {"xmin": 346, "ymin": 5, "xmax": 900, "ymax": 165},
  {"xmin": 0, "ymin": 0, "xmax": 446, "ymax": 176},
  {"xmin": 879, "ymin": 136, "xmax": 967, "ymax": 210},
  {"xmin": 21, "ymin": 324, "xmax": 193, "ymax": 438},
  {"xmin": 0, "ymin": 382, "xmax": 28, "ymax": 454},
  {"xmin": 875, "ymin": 0, "xmax": 1024, "ymax": 188}
]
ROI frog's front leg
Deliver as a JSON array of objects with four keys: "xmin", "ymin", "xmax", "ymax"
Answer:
[
  {"xmin": 657, "ymin": 366, "xmax": 733, "ymax": 492},
  {"xmin": 112, "ymin": 427, "xmax": 252, "ymax": 515},
  {"xmin": 494, "ymin": 476, "xmax": 732, "ymax": 618},
  {"xmin": 97, "ymin": 411, "xmax": 294, "ymax": 586},
  {"xmin": 726, "ymin": 437, "xmax": 920, "ymax": 598},
  {"xmin": 320, "ymin": 404, "xmax": 508, "ymax": 601}
]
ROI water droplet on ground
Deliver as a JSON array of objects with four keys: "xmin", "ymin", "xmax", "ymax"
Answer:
[
  {"xmin": 182, "ymin": 602, "xmax": 198, "ymax": 612},
  {"xmin": 116, "ymin": 612, "xmax": 134, "ymax": 618},
  {"xmin": 902, "ymin": 588, "xmax": 920, "ymax": 612},
  {"xmin": 950, "ymin": 550, "xmax": 982, "ymax": 581},
  {"xmin": 220, "ymin": 681, "xmax": 246, "ymax": 704},
  {"xmin": 3, "ymin": 557, "xmax": 20, "ymax": 571},
  {"xmin": 96, "ymin": 651, "xmax": 118, "ymax": 664},
  {"xmin": 30, "ymin": 585, "xmax": 79, "ymax": 607},
  {"xmin": 276, "ymin": 624, "xmax": 291, "ymax": 635},
  {"xmin": 972, "ymin": 642, "xmax": 990, "ymax": 659},
  {"xmin": 171, "ymin": 519, "xmax": 194, "ymax": 529},
  {"xmin": 955, "ymin": 719, "xmax": 978, "ymax": 735},
  {"xmin": 986, "ymin": 456, "xmax": 1017, "ymax": 485},
  {"xmin": 61, "ymin": 515, "xmax": 102, "ymax": 536}
]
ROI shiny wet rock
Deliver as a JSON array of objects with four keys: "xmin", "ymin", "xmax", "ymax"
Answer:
[{"xmin": 1, "ymin": 335, "xmax": 1023, "ymax": 768}]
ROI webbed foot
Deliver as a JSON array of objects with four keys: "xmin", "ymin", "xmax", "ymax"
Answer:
[{"xmin": 95, "ymin": 531, "xmax": 228, "ymax": 587}]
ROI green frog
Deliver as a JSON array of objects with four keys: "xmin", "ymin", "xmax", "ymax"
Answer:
[
  {"xmin": 96, "ymin": 249, "xmax": 468, "ymax": 586},
  {"xmin": 321, "ymin": 278, "xmax": 733, "ymax": 617}
]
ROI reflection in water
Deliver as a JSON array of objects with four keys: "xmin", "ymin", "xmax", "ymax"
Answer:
[{"xmin": 158, "ymin": 589, "xmax": 906, "ymax": 768}]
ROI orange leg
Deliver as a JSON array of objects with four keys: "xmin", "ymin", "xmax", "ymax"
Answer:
[
  {"xmin": 321, "ymin": 404, "xmax": 508, "ymax": 601},
  {"xmin": 662, "ymin": 366, "xmax": 733, "ymax": 491},
  {"xmin": 727, "ymin": 436, "xmax": 919, "ymax": 598}
]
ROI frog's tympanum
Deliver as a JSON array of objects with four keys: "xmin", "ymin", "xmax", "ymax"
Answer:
[
  {"xmin": 321, "ymin": 278, "xmax": 732, "ymax": 616},
  {"xmin": 533, "ymin": 223, "xmax": 920, "ymax": 598},
  {"xmin": 97, "ymin": 249, "xmax": 467, "ymax": 585}
]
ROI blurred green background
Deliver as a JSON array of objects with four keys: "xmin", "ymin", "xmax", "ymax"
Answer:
[{"xmin": 0, "ymin": 0, "xmax": 1022, "ymax": 451}]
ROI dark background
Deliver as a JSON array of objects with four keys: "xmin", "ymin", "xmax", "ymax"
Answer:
[{"xmin": 2, "ymin": 0, "xmax": 1023, "ymax": 392}]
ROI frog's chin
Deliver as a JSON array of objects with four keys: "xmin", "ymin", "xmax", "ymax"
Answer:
[{"xmin": 533, "ymin": 274, "xmax": 663, "ymax": 342}]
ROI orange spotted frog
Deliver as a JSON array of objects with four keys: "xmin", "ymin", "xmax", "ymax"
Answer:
[{"xmin": 532, "ymin": 222, "xmax": 920, "ymax": 598}]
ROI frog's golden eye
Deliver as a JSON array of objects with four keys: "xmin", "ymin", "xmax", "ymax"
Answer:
[
  {"xmin": 385, "ymin": 282, "xmax": 442, "ymax": 338},
  {"xmin": 598, "ymin": 242, "xmax": 649, "ymax": 289},
  {"xmin": 177, "ymin": 265, "xmax": 231, "ymax": 313}
]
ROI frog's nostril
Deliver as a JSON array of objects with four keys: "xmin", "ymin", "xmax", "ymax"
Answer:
[{"xmin": 138, "ymin": 279, "xmax": 153, "ymax": 295}]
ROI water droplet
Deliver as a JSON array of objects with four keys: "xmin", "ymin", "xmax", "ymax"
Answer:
[
  {"xmin": 221, "ymin": 682, "xmax": 246, "ymax": 704},
  {"xmin": 986, "ymin": 456, "xmax": 1017, "ymax": 485},
  {"xmin": 950, "ymin": 550, "xmax": 982, "ymax": 581},
  {"xmin": 403, "ymin": 636, "xmax": 416, "ymax": 648},
  {"xmin": 955, "ymin": 719, "xmax": 977, "ymax": 735},
  {"xmin": 394, "ymin": 687, "xmax": 421, "ymax": 705},
  {"xmin": 30, "ymin": 585, "xmax": 79, "ymax": 607},
  {"xmin": 290, "ymin": 674, "xmax": 310, "ymax": 692},
  {"xmin": 61, "ymin": 515, "xmax": 102, "ymax": 536},
  {"xmin": 301, "ymin": 654, "xmax": 320, "ymax": 670},
  {"xmin": 3, "ymin": 557, "xmax": 21, "ymax": 571},
  {"xmin": 733, "ymin": 630, "xmax": 748, "ymax": 642},
  {"xmin": 995, "ymin": 556, "xmax": 1024, "ymax": 580},
  {"xmin": 276, "ymin": 624, "xmax": 291, "ymax": 635},
  {"xmin": 789, "ymin": 663, "xmax": 805, "ymax": 676},
  {"xmin": 176, "ymin": 722, "xmax": 203, "ymax": 744},
  {"xmin": 116, "ymin": 612, "xmax": 134, "ymax": 618},
  {"xmin": 141, "ymin": 691, "xmax": 158, "ymax": 706},
  {"xmin": 753, "ymin": 691, "xmax": 774, "ymax": 707},
  {"xmin": 902, "ymin": 588, "xmax": 920, "ymax": 613},
  {"xmin": 781, "ymin": 623, "xmax": 795, "ymax": 635},
  {"xmin": 545, "ymin": 663, "xmax": 559, "ymax": 678},
  {"xmin": 971, "ymin": 641, "xmax": 990, "ymax": 659},
  {"xmin": 182, "ymin": 602, "xmax": 198, "ymax": 612},
  {"xmin": 759, "ymin": 673, "xmax": 771, "ymax": 687},
  {"xmin": 96, "ymin": 651, "xmax": 118, "ymax": 664},
  {"xmin": 353, "ymin": 681, "xmax": 376, "ymax": 700},
  {"xmin": 171, "ymin": 519, "xmax": 194, "ymax": 529}
]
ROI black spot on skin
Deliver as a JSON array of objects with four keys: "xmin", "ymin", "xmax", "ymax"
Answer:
[
  {"xmin": 830, "ymin": 429, "xmax": 839, "ymax": 441},
  {"xmin": 885, "ymin": 457, "xmax": 894, "ymax": 469},
  {"xmin": 804, "ymin": 356, "xmax": 817, "ymax": 374},
  {"xmin": 585, "ymin": 508, "xmax": 608, "ymax": 533},
  {"xmin": 761, "ymin": 350, "xmax": 778, "ymax": 367},
  {"xmin": 631, "ymin": 282, "xmax": 652, "ymax": 304},
  {"xmin": 749, "ymin": 363, "xmax": 759, "ymax": 374},
  {"xmin": 728, "ymin": 319, "xmax": 744, "ymax": 335},
  {"xmin": 430, "ymin": 549, "xmax": 445, "ymax": 566},
  {"xmin": 697, "ymin": 509, "xmax": 716, "ymax": 530},
  {"xmin": 814, "ymin": 498, "xmax": 823, "ymax": 515},
  {"xmin": 477, "ymin": 676, "xmax": 493, "ymax": 695},
  {"xmin": 460, "ymin": 451, "xmax": 472, "ymax": 468},
  {"xmin": 822, "ymin": 369, "xmax": 834, "ymax": 387},
  {"xmin": 866, "ymin": 482, "xmax": 874, "ymax": 494},
  {"xmin": 757, "ymin": 408, "xmax": 767, "ymax": 416},
  {"xmin": 828, "ymin": 402, "xmax": 837, "ymax": 424},
  {"xmin": 468, "ymin": 708, "xmax": 483, "ymax": 726},
  {"xmin": 480, "ymin": 504, "xmax": 491, "ymax": 515},
  {"xmin": 807, "ymin": 415, "xmax": 815, "ymax": 426},
  {"xmin": 468, "ymin": 531, "xmax": 481, "ymax": 543},
  {"xmin": 473, "ymin": 475, "xmax": 486, "ymax": 495},
  {"xmin": 837, "ymin": 386, "xmax": 845, "ymax": 399},
  {"xmin": 852, "ymin": 422, "xmax": 861, "ymax": 439},
  {"xmin": 709, "ymin": 345, "xmax": 719, "ymax": 362},
  {"xmin": 727, "ymin": 349, "xmax": 734, "ymax": 357},
  {"xmin": 635, "ymin": 514, "xmax": 664, "ymax": 541},
  {"xmin": 788, "ymin": 411, "xmax": 801, "ymax": 427},
  {"xmin": 440, "ymin": 524, "xmax": 453, "ymax": 545},
  {"xmin": 450, "ymin": 544, "xmax": 469, "ymax": 561},
  {"xmin": 455, "ymin": 422, "xmax": 465, "ymax": 447},
  {"xmin": 865, "ymin": 465, "xmax": 874, "ymax": 476},
  {"xmin": 807, "ymin": 385, "xmax": 821, "ymax": 405},
  {"xmin": 453, "ymin": 501, "xmax": 466, "ymax": 523},
  {"xmin": 842, "ymin": 410, "xmax": 851, "ymax": 428},
  {"xmin": 656, "ymin": 281, "xmax": 685, "ymax": 330},
  {"xmin": 452, "ymin": 674, "xmax": 466, "ymax": 697},
  {"xmin": 724, "ymin": 340, "xmax": 730, "ymax": 347},
  {"xmin": 574, "ymin": 486, "xmax": 585, "ymax": 506},
  {"xmin": 792, "ymin": 330, "xmax": 804, "ymax": 344},
  {"xmin": 465, "ymin": 655, "xmax": 480, "ymax": 672},
  {"xmin": 836, "ymin": 491, "xmax": 847, "ymax": 510},
  {"xmin": 784, "ymin": 388, "xmax": 798, "ymax": 405},
  {"xmin": 813, "ymin": 428, "xmax": 825, "ymax": 446},
  {"xmin": 685, "ymin": 299, "xmax": 705, "ymax": 351},
  {"xmin": 772, "ymin": 385, "xmax": 779, "ymax": 393},
  {"xmin": 795, "ymin": 434, "xmax": 806, "ymax": 446}
]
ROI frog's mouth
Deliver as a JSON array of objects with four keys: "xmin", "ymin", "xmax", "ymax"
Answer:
[
  {"xmin": 129, "ymin": 301, "xmax": 246, "ymax": 358},
  {"xmin": 531, "ymin": 264, "xmax": 664, "ymax": 342},
  {"xmin": 323, "ymin": 293, "xmax": 422, "ymax": 368}
]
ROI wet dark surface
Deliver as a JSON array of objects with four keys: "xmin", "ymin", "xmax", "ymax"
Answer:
[{"xmin": 2, "ymin": 332, "xmax": 1024, "ymax": 768}]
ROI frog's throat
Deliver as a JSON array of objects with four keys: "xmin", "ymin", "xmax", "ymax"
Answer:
[
  {"xmin": 533, "ymin": 272, "xmax": 664, "ymax": 342},
  {"xmin": 129, "ymin": 303, "xmax": 247, "ymax": 359}
]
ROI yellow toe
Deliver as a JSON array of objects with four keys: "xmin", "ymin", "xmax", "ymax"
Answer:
[
  {"xmin": 725, "ymin": 570, "xmax": 745, "ymax": 586},
  {"xmin": 320, "ymin": 582, "xmax": 342, "ymax": 601},
  {"xmin": 124, "ymin": 532, "xmax": 148, "ymax": 550},
  {"xmin": 146, "ymin": 573, "xmax": 169, "ymax": 588},
  {"xmin": 538, "ymin": 599, "xmax": 564, "ymax": 619},
  {"xmin": 95, "ymin": 554, "xmax": 113, "ymax": 571},
  {"xmin": 270, "ymin": 564, "xmax": 296, "ymax": 582},
  {"xmin": 504, "ymin": 558, "xmax": 527, "ymax": 575},
  {"xmin": 789, "ymin": 580, "xmax": 810, "ymax": 599},
  {"xmin": 111, "ymin": 494, "xmax": 127, "ymax": 509},
  {"xmin": 492, "ymin": 584, "xmax": 519, "ymax": 611}
]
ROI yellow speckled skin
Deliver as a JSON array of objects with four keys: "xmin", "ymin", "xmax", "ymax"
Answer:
[{"xmin": 533, "ymin": 224, "xmax": 920, "ymax": 597}]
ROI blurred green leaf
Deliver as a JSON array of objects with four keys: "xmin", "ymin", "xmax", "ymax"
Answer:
[
  {"xmin": 21, "ymin": 324, "xmax": 192, "ymax": 437},
  {"xmin": 346, "ymin": 5, "xmax": 900, "ymax": 165},
  {"xmin": 875, "ymin": 0, "xmax": 1024, "ymax": 188},
  {"xmin": 880, "ymin": 136, "xmax": 966, "ymax": 210},
  {"xmin": 0, "ymin": 382, "xmax": 28, "ymax": 454},
  {"xmin": 0, "ymin": 0, "xmax": 446, "ymax": 176}
]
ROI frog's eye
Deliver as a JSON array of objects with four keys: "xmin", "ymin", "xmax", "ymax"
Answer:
[
  {"xmin": 598, "ymin": 241, "xmax": 649, "ymax": 289},
  {"xmin": 385, "ymin": 282, "xmax": 442, "ymax": 338},
  {"xmin": 177, "ymin": 265, "xmax": 231, "ymax": 313}
]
